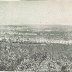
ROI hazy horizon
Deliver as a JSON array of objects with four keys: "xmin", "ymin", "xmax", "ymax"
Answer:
[{"xmin": 0, "ymin": 0, "xmax": 72, "ymax": 25}]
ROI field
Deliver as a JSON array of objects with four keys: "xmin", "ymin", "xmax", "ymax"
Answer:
[{"xmin": 0, "ymin": 25, "xmax": 72, "ymax": 72}]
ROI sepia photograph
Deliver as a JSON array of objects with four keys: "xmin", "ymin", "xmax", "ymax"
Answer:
[{"xmin": 0, "ymin": 0, "xmax": 72, "ymax": 72}]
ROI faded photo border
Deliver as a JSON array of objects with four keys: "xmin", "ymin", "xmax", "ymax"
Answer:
[
  {"xmin": 0, "ymin": 0, "xmax": 47, "ymax": 1},
  {"xmin": 0, "ymin": 0, "xmax": 20, "ymax": 1}
]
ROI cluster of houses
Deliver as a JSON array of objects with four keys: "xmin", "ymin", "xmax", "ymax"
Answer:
[{"xmin": 0, "ymin": 35, "xmax": 72, "ymax": 45}]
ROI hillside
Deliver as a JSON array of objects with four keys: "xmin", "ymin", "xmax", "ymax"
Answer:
[{"xmin": 0, "ymin": 25, "xmax": 72, "ymax": 72}]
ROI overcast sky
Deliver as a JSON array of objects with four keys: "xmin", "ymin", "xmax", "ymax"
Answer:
[{"xmin": 0, "ymin": 0, "xmax": 72, "ymax": 25}]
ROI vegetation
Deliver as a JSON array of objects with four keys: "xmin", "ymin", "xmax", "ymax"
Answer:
[{"xmin": 0, "ymin": 25, "xmax": 72, "ymax": 72}]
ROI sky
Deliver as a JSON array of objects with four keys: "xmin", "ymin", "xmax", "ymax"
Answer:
[{"xmin": 0, "ymin": 0, "xmax": 72, "ymax": 25}]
